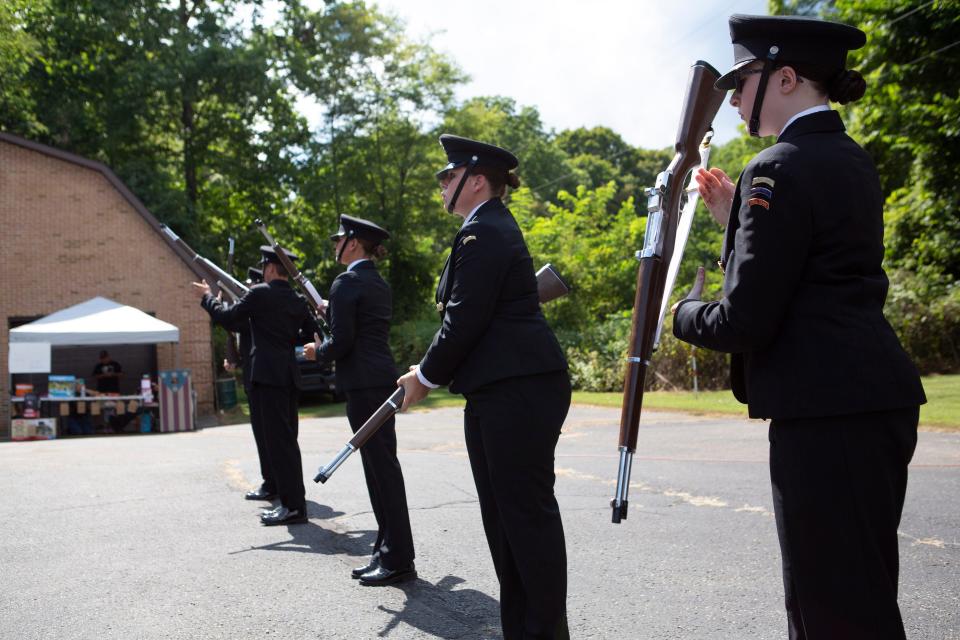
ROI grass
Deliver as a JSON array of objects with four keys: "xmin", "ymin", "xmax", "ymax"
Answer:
[
  {"xmin": 916, "ymin": 374, "xmax": 960, "ymax": 430},
  {"xmin": 215, "ymin": 374, "xmax": 958, "ymax": 430}
]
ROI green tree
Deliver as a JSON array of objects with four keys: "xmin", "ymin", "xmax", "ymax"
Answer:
[
  {"xmin": 0, "ymin": 0, "xmax": 47, "ymax": 136},
  {"xmin": 279, "ymin": 1, "xmax": 464, "ymax": 320}
]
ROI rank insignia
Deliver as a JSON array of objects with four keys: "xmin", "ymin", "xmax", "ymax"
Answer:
[
  {"xmin": 747, "ymin": 176, "xmax": 774, "ymax": 210},
  {"xmin": 461, "ymin": 235, "xmax": 477, "ymax": 245}
]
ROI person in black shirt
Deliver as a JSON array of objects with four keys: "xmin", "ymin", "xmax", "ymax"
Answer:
[
  {"xmin": 304, "ymin": 214, "xmax": 416, "ymax": 586},
  {"xmin": 92, "ymin": 350, "xmax": 122, "ymax": 393}
]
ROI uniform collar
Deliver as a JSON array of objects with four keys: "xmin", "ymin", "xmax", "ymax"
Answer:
[
  {"xmin": 461, "ymin": 198, "xmax": 501, "ymax": 228},
  {"xmin": 778, "ymin": 108, "xmax": 844, "ymax": 142},
  {"xmin": 461, "ymin": 199, "xmax": 489, "ymax": 228},
  {"xmin": 779, "ymin": 104, "xmax": 831, "ymax": 137},
  {"xmin": 347, "ymin": 258, "xmax": 372, "ymax": 272}
]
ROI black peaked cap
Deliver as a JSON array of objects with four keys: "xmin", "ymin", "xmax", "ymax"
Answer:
[
  {"xmin": 716, "ymin": 14, "xmax": 866, "ymax": 90},
  {"xmin": 246, "ymin": 266, "xmax": 263, "ymax": 283},
  {"xmin": 436, "ymin": 134, "xmax": 519, "ymax": 179},
  {"xmin": 329, "ymin": 214, "xmax": 391, "ymax": 243},
  {"xmin": 259, "ymin": 245, "xmax": 299, "ymax": 265}
]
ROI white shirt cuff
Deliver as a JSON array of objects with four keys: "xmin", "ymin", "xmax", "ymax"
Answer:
[{"xmin": 415, "ymin": 367, "xmax": 440, "ymax": 389}]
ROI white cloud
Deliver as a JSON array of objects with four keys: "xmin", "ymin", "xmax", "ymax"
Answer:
[{"xmin": 371, "ymin": 0, "xmax": 769, "ymax": 148}]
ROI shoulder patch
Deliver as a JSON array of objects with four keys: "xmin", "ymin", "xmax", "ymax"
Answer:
[
  {"xmin": 747, "ymin": 176, "xmax": 776, "ymax": 210},
  {"xmin": 751, "ymin": 176, "xmax": 775, "ymax": 188}
]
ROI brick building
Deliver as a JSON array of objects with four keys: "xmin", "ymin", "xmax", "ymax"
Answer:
[{"xmin": 0, "ymin": 132, "xmax": 216, "ymax": 439}]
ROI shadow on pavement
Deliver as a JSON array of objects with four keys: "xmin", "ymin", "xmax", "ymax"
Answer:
[
  {"xmin": 227, "ymin": 500, "xmax": 376, "ymax": 558},
  {"xmin": 376, "ymin": 575, "xmax": 501, "ymax": 639}
]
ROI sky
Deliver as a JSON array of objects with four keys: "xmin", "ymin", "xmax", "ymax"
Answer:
[{"xmin": 367, "ymin": 0, "xmax": 771, "ymax": 149}]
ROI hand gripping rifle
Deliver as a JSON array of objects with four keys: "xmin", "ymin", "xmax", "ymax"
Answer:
[
  {"xmin": 314, "ymin": 387, "xmax": 405, "ymax": 483},
  {"xmin": 654, "ymin": 129, "xmax": 715, "ymax": 351},
  {"xmin": 611, "ymin": 61, "xmax": 726, "ymax": 523},
  {"xmin": 160, "ymin": 225, "xmax": 250, "ymax": 301},
  {"xmin": 253, "ymin": 219, "xmax": 330, "ymax": 335}
]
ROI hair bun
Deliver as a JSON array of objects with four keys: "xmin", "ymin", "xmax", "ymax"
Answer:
[
  {"xmin": 506, "ymin": 172, "xmax": 521, "ymax": 189},
  {"xmin": 828, "ymin": 69, "xmax": 866, "ymax": 104}
]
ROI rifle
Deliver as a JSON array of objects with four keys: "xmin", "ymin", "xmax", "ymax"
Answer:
[
  {"xmin": 611, "ymin": 61, "xmax": 726, "ymax": 524},
  {"xmin": 253, "ymin": 219, "xmax": 330, "ymax": 335},
  {"xmin": 160, "ymin": 225, "xmax": 249, "ymax": 301},
  {"xmin": 223, "ymin": 237, "xmax": 243, "ymax": 369},
  {"xmin": 314, "ymin": 387, "xmax": 405, "ymax": 484}
]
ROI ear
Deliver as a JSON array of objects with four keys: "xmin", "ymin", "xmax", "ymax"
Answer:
[{"xmin": 779, "ymin": 65, "xmax": 800, "ymax": 93}]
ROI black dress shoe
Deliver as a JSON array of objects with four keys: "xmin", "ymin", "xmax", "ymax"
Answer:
[
  {"xmin": 245, "ymin": 487, "xmax": 278, "ymax": 501},
  {"xmin": 259, "ymin": 505, "xmax": 307, "ymax": 526},
  {"xmin": 359, "ymin": 563, "xmax": 416, "ymax": 586},
  {"xmin": 351, "ymin": 559, "xmax": 379, "ymax": 580}
]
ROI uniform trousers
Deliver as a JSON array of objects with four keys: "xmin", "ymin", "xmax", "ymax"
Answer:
[
  {"xmin": 769, "ymin": 406, "xmax": 919, "ymax": 640},
  {"xmin": 245, "ymin": 383, "xmax": 275, "ymax": 494},
  {"xmin": 463, "ymin": 370, "xmax": 571, "ymax": 640},
  {"xmin": 346, "ymin": 386, "xmax": 415, "ymax": 570},
  {"xmin": 251, "ymin": 382, "xmax": 305, "ymax": 513}
]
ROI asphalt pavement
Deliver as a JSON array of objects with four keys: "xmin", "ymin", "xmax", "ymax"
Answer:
[{"xmin": 1, "ymin": 404, "xmax": 957, "ymax": 639}]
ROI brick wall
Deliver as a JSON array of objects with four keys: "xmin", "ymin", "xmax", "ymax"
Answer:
[{"xmin": 0, "ymin": 139, "xmax": 215, "ymax": 438}]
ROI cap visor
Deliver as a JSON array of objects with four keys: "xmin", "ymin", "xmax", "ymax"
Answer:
[{"xmin": 715, "ymin": 59, "xmax": 754, "ymax": 91}]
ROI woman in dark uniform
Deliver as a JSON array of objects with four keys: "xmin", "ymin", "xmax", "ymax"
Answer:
[
  {"xmin": 303, "ymin": 214, "xmax": 416, "ymax": 586},
  {"xmin": 397, "ymin": 135, "xmax": 571, "ymax": 639},
  {"xmin": 672, "ymin": 15, "xmax": 926, "ymax": 640}
]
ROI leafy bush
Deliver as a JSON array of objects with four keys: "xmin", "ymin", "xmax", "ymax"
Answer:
[
  {"xmin": 884, "ymin": 268, "xmax": 960, "ymax": 374},
  {"xmin": 390, "ymin": 319, "xmax": 441, "ymax": 372},
  {"xmin": 557, "ymin": 311, "xmax": 730, "ymax": 393}
]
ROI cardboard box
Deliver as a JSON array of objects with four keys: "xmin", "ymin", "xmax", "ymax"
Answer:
[{"xmin": 11, "ymin": 418, "xmax": 58, "ymax": 441}]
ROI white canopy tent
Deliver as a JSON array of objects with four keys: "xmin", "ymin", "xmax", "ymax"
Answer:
[
  {"xmin": 10, "ymin": 297, "xmax": 179, "ymax": 345},
  {"xmin": 8, "ymin": 297, "xmax": 191, "ymax": 434}
]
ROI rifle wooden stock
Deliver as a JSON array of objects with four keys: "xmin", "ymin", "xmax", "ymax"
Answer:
[
  {"xmin": 253, "ymin": 219, "xmax": 330, "ymax": 335},
  {"xmin": 612, "ymin": 61, "xmax": 726, "ymax": 524},
  {"xmin": 536, "ymin": 263, "xmax": 571, "ymax": 304},
  {"xmin": 314, "ymin": 387, "xmax": 405, "ymax": 484}
]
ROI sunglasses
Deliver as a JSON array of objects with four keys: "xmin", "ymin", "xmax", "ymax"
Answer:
[{"xmin": 734, "ymin": 67, "xmax": 764, "ymax": 93}]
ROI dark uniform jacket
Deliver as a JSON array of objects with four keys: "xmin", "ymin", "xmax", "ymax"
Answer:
[
  {"xmin": 420, "ymin": 198, "xmax": 567, "ymax": 394},
  {"xmin": 314, "ymin": 261, "xmax": 398, "ymax": 392},
  {"xmin": 674, "ymin": 110, "xmax": 925, "ymax": 420},
  {"xmin": 201, "ymin": 279, "xmax": 312, "ymax": 389}
]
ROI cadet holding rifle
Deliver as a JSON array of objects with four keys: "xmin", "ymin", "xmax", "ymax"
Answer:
[
  {"xmin": 221, "ymin": 266, "xmax": 277, "ymax": 502},
  {"xmin": 193, "ymin": 246, "xmax": 316, "ymax": 526},
  {"xmin": 672, "ymin": 15, "xmax": 925, "ymax": 639},
  {"xmin": 303, "ymin": 214, "xmax": 416, "ymax": 586},
  {"xmin": 397, "ymin": 136, "xmax": 570, "ymax": 639}
]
